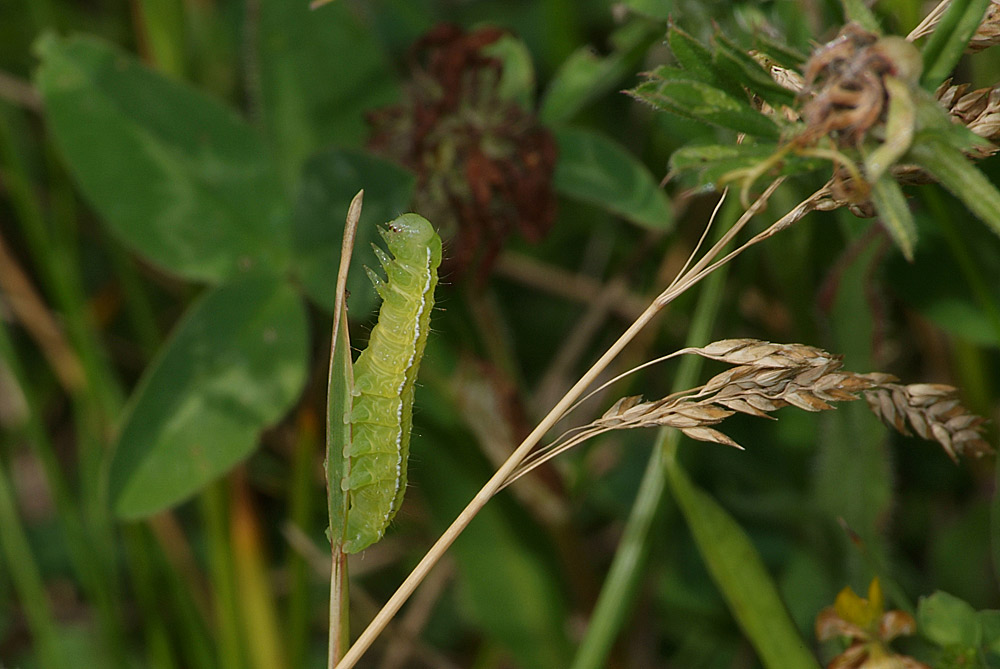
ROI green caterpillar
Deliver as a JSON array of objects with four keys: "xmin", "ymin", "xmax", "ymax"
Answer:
[{"xmin": 341, "ymin": 214, "xmax": 441, "ymax": 553}]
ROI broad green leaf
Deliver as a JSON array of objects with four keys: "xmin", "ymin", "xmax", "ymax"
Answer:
[
  {"xmin": 870, "ymin": 172, "xmax": 917, "ymax": 261},
  {"xmin": 553, "ymin": 126, "xmax": 672, "ymax": 230},
  {"xmin": 666, "ymin": 455, "xmax": 819, "ymax": 669},
  {"xmin": 540, "ymin": 21, "xmax": 661, "ymax": 124},
  {"xmin": 920, "ymin": 0, "xmax": 993, "ymax": 89},
  {"xmin": 257, "ymin": 1, "xmax": 398, "ymax": 187},
  {"xmin": 414, "ymin": 427, "xmax": 572, "ymax": 669},
  {"xmin": 110, "ymin": 274, "xmax": 309, "ymax": 518},
  {"xmin": 711, "ymin": 32, "xmax": 797, "ymax": 108},
  {"xmin": 34, "ymin": 34, "xmax": 289, "ymax": 283},
  {"xmin": 629, "ymin": 79, "xmax": 780, "ymax": 139},
  {"xmin": 482, "ymin": 33, "xmax": 536, "ymax": 109},
  {"xmin": 622, "ymin": 0, "xmax": 671, "ymax": 20},
  {"xmin": 910, "ymin": 139, "xmax": 1000, "ymax": 238},
  {"xmin": 980, "ymin": 611, "xmax": 1000, "ymax": 654},
  {"xmin": 290, "ymin": 148, "xmax": 415, "ymax": 314},
  {"xmin": 918, "ymin": 591, "xmax": 982, "ymax": 648}
]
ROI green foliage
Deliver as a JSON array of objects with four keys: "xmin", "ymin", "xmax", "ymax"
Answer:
[
  {"xmin": 256, "ymin": 1, "xmax": 399, "ymax": 186},
  {"xmin": 110, "ymin": 274, "xmax": 309, "ymax": 517},
  {"xmin": 919, "ymin": 0, "xmax": 994, "ymax": 89},
  {"xmin": 553, "ymin": 126, "xmax": 673, "ymax": 230},
  {"xmin": 35, "ymin": 34, "xmax": 289, "ymax": 283},
  {"xmin": 631, "ymin": 17, "xmax": 1000, "ymax": 260},
  {"xmin": 291, "ymin": 149, "xmax": 415, "ymax": 314},
  {"xmin": 630, "ymin": 76, "xmax": 782, "ymax": 138},
  {"xmin": 919, "ymin": 591, "xmax": 1000, "ymax": 667},
  {"xmin": 2, "ymin": 0, "xmax": 999, "ymax": 667},
  {"xmin": 666, "ymin": 451, "xmax": 821, "ymax": 669}
]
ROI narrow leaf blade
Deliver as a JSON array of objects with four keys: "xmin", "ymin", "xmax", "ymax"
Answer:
[
  {"xmin": 920, "ymin": 0, "xmax": 993, "ymax": 89},
  {"xmin": 326, "ymin": 302, "xmax": 353, "ymax": 550},
  {"xmin": 870, "ymin": 172, "xmax": 917, "ymax": 261},
  {"xmin": 911, "ymin": 139, "xmax": 1000, "ymax": 237},
  {"xmin": 667, "ymin": 24, "xmax": 741, "ymax": 98},
  {"xmin": 711, "ymin": 32, "xmax": 797, "ymax": 108},
  {"xmin": 666, "ymin": 457, "xmax": 820, "ymax": 669}
]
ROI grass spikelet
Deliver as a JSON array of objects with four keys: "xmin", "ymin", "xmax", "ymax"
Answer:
[
  {"xmin": 864, "ymin": 382, "xmax": 993, "ymax": 461},
  {"xmin": 504, "ymin": 340, "xmax": 993, "ymax": 486}
]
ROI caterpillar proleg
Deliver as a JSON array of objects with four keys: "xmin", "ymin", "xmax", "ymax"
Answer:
[{"xmin": 341, "ymin": 214, "xmax": 441, "ymax": 553}]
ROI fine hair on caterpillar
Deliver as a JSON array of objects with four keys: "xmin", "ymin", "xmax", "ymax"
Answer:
[{"xmin": 340, "ymin": 214, "xmax": 442, "ymax": 553}]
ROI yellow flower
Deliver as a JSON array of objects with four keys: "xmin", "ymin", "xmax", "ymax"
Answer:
[{"xmin": 815, "ymin": 579, "xmax": 928, "ymax": 669}]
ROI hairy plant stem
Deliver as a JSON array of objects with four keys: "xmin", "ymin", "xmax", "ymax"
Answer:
[{"xmin": 334, "ymin": 180, "xmax": 826, "ymax": 668}]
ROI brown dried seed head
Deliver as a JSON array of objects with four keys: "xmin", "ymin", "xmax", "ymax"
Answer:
[
  {"xmin": 969, "ymin": 0, "xmax": 1000, "ymax": 53},
  {"xmin": 681, "ymin": 427, "xmax": 744, "ymax": 449},
  {"xmin": 934, "ymin": 79, "xmax": 1000, "ymax": 153},
  {"xmin": 696, "ymin": 339, "xmax": 837, "ymax": 368},
  {"xmin": 583, "ymin": 340, "xmax": 989, "ymax": 466},
  {"xmin": 864, "ymin": 383, "xmax": 992, "ymax": 461}
]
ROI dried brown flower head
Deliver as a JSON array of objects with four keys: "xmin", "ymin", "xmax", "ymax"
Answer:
[
  {"xmin": 367, "ymin": 24, "xmax": 558, "ymax": 280},
  {"xmin": 794, "ymin": 24, "xmax": 922, "ymax": 206},
  {"xmin": 800, "ymin": 24, "xmax": 920, "ymax": 147}
]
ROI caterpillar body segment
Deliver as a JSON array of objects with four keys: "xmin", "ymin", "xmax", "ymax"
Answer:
[{"xmin": 341, "ymin": 214, "xmax": 441, "ymax": 554}]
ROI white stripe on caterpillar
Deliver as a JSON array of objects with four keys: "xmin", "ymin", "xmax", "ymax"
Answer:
[{"xmin": 340, "ymin": 214, "xmax": 441, "ymax": 553}]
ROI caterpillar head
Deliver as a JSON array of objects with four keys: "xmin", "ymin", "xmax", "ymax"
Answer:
[{"xmin": 381, "ymin": 214, "xmax": 443, "ymax": 264}]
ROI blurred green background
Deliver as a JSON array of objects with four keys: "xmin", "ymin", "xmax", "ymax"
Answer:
[{"xmin": 1, "ymin": 0, "xmax": 999, "ymax": 667}]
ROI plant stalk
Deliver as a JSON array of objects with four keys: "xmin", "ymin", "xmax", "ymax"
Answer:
[{"xmin": 335, "ymin": 180, "xmax": 825, "ymax": 668}]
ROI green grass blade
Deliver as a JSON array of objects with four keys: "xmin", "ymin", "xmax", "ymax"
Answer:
[
  {"xmin": 910, "ymin": 139, "xmax": 1000, "ymax": 237},
  {"xmin": 202, "ymin": 483, "xmax": 245, "ymax": 669},
  {"xmin": 919, "ymin": 0, "xmax": 992, "ymax": 89},
  {"xmin": 665, "ymin": 456, "xmax": 820, "ymax": 669},
  {"xmin": 0, "ymin": 456, "xmax": 65, "ymax": 668}
]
